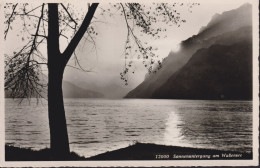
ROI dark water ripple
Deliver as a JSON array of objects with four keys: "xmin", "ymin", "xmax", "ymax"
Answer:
[{"xmin": 5, "ymin": 99, "xmax": 252, "ymax": 157}]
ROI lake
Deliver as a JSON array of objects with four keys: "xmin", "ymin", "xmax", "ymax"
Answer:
[{"xmin": 5, "ymin": 98, "xmax": 252, "ymax": 157}]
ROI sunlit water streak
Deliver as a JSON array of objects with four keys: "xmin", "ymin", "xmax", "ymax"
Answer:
[{"xmin": 5, "ymin": 98, "xmax": 252, "ymax": 157}]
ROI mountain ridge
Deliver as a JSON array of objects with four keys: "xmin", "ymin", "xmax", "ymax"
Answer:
[
  {"xmin": 152, "ymin": 39, "xmax": 252, "ymax": 100},
  {"xmin": 125, "ymin": 3, "xmax": 252, "ymax": 100}
]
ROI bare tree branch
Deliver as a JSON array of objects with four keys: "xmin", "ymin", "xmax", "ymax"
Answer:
[
  {"xmin": 14, "ymin": 13, "xmax": 48, "ymax": 22},
  {"xmin": 60, "ymin": 3, "xmax": 78, "ymax": 28},
  {"xmin": 121, "ymin": 3, "xmax": 147, "ymax": 56},
  {"xmin": 4, "ymin": 3, "xmax": 18, "ymax": 39},
  {"xmin": 27, "ymin": 4, "xmax": 45, "ymax": 62},
  {"xmin": 63, "ymin": 3, "xmax": 98, "ymax": 63},
  {"xmin": 31, "ymin": 34, "xmax": 47, "ymax": 38},
  {"xmin": 72, "ymin": 51, "xmax": 93, "ymax": 72},
  {"xmin": 23, "ymin": 4, "xmax": 42, "ymax": 15}
]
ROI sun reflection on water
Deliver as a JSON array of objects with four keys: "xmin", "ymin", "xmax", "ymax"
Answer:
[{"xmin": 163, "ymin": 110, "xmax": 191, "ymax": 148}]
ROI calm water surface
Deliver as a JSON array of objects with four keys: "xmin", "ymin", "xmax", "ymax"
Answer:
[{"xmin": 5, "ymin": 98, "xmax": 252, "ymax": 157}]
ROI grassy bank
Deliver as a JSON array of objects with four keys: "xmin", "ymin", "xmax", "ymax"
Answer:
[
  {"xmin": 5, "ymin": 143, "xmax": 252, "ymax": 161},
  {"xmin": 5, "ymin": 145, "xmax": 87, "ymax": 161},
  {"xmin": 88, "ymin": 143, "xmax": 252, "ymax": 160}
]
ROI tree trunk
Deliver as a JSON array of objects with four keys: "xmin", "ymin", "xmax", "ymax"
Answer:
[
  {"xmin": 45, "ymin": 3, "xmax": 98, "ymax": 158},
  {"xmin": 48, "ymin": 64, "xmax": 70, "ymax": 158},
  {"xmin": 47, "ymin": 4, "xmax": 70, "ymax": 158}
]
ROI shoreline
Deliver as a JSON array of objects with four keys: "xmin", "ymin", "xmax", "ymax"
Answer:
[{"xmin": 5, "ymin": 143, "xmax": 252, "ymax": 161}]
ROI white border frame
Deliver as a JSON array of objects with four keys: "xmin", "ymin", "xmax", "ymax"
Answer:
[{"xmin": 0, "ymin": 0, "xmax": 259, "ymax": 167}]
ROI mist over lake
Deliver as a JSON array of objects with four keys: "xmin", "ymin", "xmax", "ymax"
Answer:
[{"xmin": 5, "ymin": 98, "xmax": 252, "ymax": 157}]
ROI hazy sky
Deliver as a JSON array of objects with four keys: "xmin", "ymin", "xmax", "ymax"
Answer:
[
  {"xmin": 61, "ymin": 0, "xmax": 252, "ymax": 89},
  {"xmin": 4, "ymin": 0, "xmax": 252, "ymax": 90}
]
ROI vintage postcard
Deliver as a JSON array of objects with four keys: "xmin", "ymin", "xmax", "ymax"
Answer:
[{"xmin": 0, "ymin": 0, "xmax": 259, "ymax": 167}]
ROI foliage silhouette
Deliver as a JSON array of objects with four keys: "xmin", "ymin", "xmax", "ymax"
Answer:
[{"xmin": 4, "ymin": 3, "xmax": 198, "ymax": 157}]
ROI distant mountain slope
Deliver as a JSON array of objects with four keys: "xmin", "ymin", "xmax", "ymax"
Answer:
[
  {"xmin": 76, "ymin": 81, "xmax": 133, "ymax": 99},
  {"xmin": 5, "ymin": 76, "xmax": 104, "ymax": 98},
  {"xmin": 198, "ymin": 3, "xmax": 252, "ymax": 39},
  {"xmin": 152, "ymin": 39, "xmax": 252, "ymax": 100},
  {"xmin": 125, "ymin": 3, "xmax": 252, "ymax": 99},
  {"xmin": 62, "ymin": 81, "xmax": 104, "ymax": 98}
]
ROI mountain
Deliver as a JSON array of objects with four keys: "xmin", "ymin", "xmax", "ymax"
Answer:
[
  {"xmin": 198, "ymin": 3, "xmax": 251, "ymax": 39},
  {"xmin": 153, "ymin": 33, "xmax": 252, "ymax": 99},
  {"xmin": 5, "ymin": 76, "xmax": 104, "ymax": 98},
  {"xmin": 97, "ymin": 83, "xmax": 132, "ymax": 99},
  {"xmin": 125, "ymin": 3, "xmax": 252, "ymax": 100},
  {"xmin": 75, "ymin": 81, "xmax": 131, "ymax": 99},
  {"xmin": 62, "ymin": 81, "xmax": 103, "ymax": 98}
]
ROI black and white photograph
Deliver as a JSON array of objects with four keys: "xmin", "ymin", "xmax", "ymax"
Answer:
[{"xmin": 0, "ymin": 0, "xmax": 259, "ymax": 167}]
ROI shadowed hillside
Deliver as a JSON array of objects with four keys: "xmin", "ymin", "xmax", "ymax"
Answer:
[
  {"xmin": 153, "ymin": 39, "xmax": 252, "ymax": 99},
  {"xmin": 125, "ymin": 3, "xmax": 252, "ymax": 99}
]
